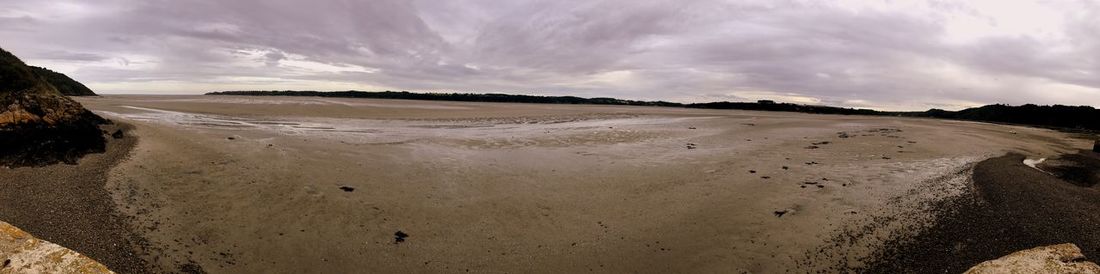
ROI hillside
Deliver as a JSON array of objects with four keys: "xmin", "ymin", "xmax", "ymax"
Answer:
[
  {"xmin": 0, "ymin": 47, "xmax": 107, "ymax": 166},
  {"xmin": 913, "ymin": 104, "xmax": 1100, "ymax": 132},
  {"xmin": 30, "ymin": 66, "xmax": 97, "ymax": 96}
]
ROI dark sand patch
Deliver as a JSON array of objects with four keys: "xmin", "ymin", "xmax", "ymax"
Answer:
[
  {"xmin": 0, "ymin": 122, "xmax": 153, "ymax": 273},
  {"xmin": 1038, "ymin": 151, "xmax": 1100, "ymax": 187},
  {"xmin": 863, "ymin": 152, "xmax": 1100, "ymax": 273}
]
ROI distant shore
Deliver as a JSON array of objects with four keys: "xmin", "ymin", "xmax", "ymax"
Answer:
[{"xmin": 207, "ymin": 90, "xmax": 1100, "ymax": 133}]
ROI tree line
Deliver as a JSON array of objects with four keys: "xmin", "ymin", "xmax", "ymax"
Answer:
[{"xmin": 207, "ymin": 90, "xmax": 1100, "ymax": 132}]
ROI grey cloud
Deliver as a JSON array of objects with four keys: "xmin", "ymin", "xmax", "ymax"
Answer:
[
  {"xmin": 35, "ymin": 50, "xmax": 112, "ymax": 62},
  {"xmin": 0, "ymin": 15, "xmax": 35, "ymax": 31},
  {"xmin": 263, "ymin": 51, "xmax": 286, "ymax": 67},
  {"xmin": 1, "ymin": 0, "xmax": 1099, "ymax": 109}
]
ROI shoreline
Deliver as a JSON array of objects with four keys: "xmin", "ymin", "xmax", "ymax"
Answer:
[
  {"xmin": 0, "ymin": 122, "xmax": 152, "ymax": 273},
  {"xmin": 863, "ymin": 151, "xmax": 1100, "ymax": 272},
  {"xmin": 66, "ymin": 95, "xmax": 1093, "ymax": 272}
]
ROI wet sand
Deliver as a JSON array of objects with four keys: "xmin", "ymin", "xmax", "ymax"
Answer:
[{"xmin": 46, "ymin": 95, "xmax": 1094, "ymax": 272}]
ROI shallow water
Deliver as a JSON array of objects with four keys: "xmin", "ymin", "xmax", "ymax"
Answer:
[{"xmin": 99, "ymin": 105, "xmax": 713, "ymax": 145}]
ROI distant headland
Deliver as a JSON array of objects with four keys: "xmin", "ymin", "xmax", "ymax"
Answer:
[{"xmin": 207, "ymin": 90, "xmax": 1100, "ymax": 132}]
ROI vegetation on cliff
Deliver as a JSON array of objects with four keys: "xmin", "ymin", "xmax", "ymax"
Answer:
[{"xmin": 29, "ymin": 66, "xmax": 97, "ymax": 96}]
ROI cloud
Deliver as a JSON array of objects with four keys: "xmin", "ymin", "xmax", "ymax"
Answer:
[
  {"xmin": 1, "ymin": 0, "xmax": 1099, "ymax": 110},
  {"xmin": 0, "ymin": 15, "xmax": 36, "ymax": 31},
  {"xmin": 35, "ymin": 50, "xmax": 112, "ymax": 62}
]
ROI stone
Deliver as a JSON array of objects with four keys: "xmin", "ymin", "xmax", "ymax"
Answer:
[
  {"xmin": 1093, "ymin": 139, "xmax": 1099, "ymax": 153},
  {"xmin": 964, "ymin": 243, "xmax": 1100, "ymax": 274},
  {"xmin": 394, "ymin": 231, "xmax": 409, "ymax": 243},
  {"xmin": 0, "ymin": 220, "xmax": 114, "ymax": 273}
]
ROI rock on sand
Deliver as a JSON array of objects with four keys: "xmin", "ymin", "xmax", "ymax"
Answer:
[
  {"xmin": 965, "ymin": 243, "xmax": 1100, "ymax": 274},
  {"xmin": 0, "ymin": 220, "xmax": 114, "ymax": 273}
]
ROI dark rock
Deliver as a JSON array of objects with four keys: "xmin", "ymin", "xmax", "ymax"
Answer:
[
  {"xmin": 111, "ymin": 129, "xmax": 124, "ymax": 139},
  {"xmin": 395, "ymin": 231, "xmax": 409, "ymax": 243},
  {"xmin": 177, "ymin": 261, "xmax": 204, "ymax": 274},
  {"xmin": 339, "ymin": 186, "xmax": 355, "ymax": 192},
  {"xmin": 227, "ymin": 136, "xmax": 236, "ymax": 140},
  {"xmin": 1094, "ymin": 140, "xmax": 1099, "ymax": 153},
  {"xmin": 774, "ymin": 210, "xmax": 789, "ymax": 217}
]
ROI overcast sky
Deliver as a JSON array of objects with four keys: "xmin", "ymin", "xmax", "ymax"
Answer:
[{"xmin": 2, "ymin": 0, "xmax": 1098, "ymax": 110}]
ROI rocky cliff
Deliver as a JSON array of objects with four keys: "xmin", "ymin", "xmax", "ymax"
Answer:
[
  {"xmin": 0, "ymin": 47, "xmax": 107, "ymax": 167},
  {"xmin": 0, "ymin": 220, "xmax": 114, "ymax": 274},
  {"xmin": 29, "ymin": 66, "xmax": 97, "ymax": 96}
]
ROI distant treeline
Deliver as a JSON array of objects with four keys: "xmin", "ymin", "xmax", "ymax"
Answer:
[
  {"xmin": 208, "ymin": 90, "xmax": 683, "ymax": 107},
  {"xmin": 207, "ymin": 90, "xmax": 1100, "ymax": 132},
  {"xmin": 914, "ymin": 104, "xmax": 1100, "ymax": 131},
  {"xmin": 688, "ymin": 101, "xmax": 881, "ymax": 115}
]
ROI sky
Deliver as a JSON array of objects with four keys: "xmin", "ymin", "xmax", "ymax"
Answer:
[{"xmin": 2, "ymin": 0, "xmax": 1099, "ymax": 110}]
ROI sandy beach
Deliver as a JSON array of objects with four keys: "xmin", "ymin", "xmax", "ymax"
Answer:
[{"xmin": 7, "ymin": 95, "xmax": 1092, "ymax": 273}]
